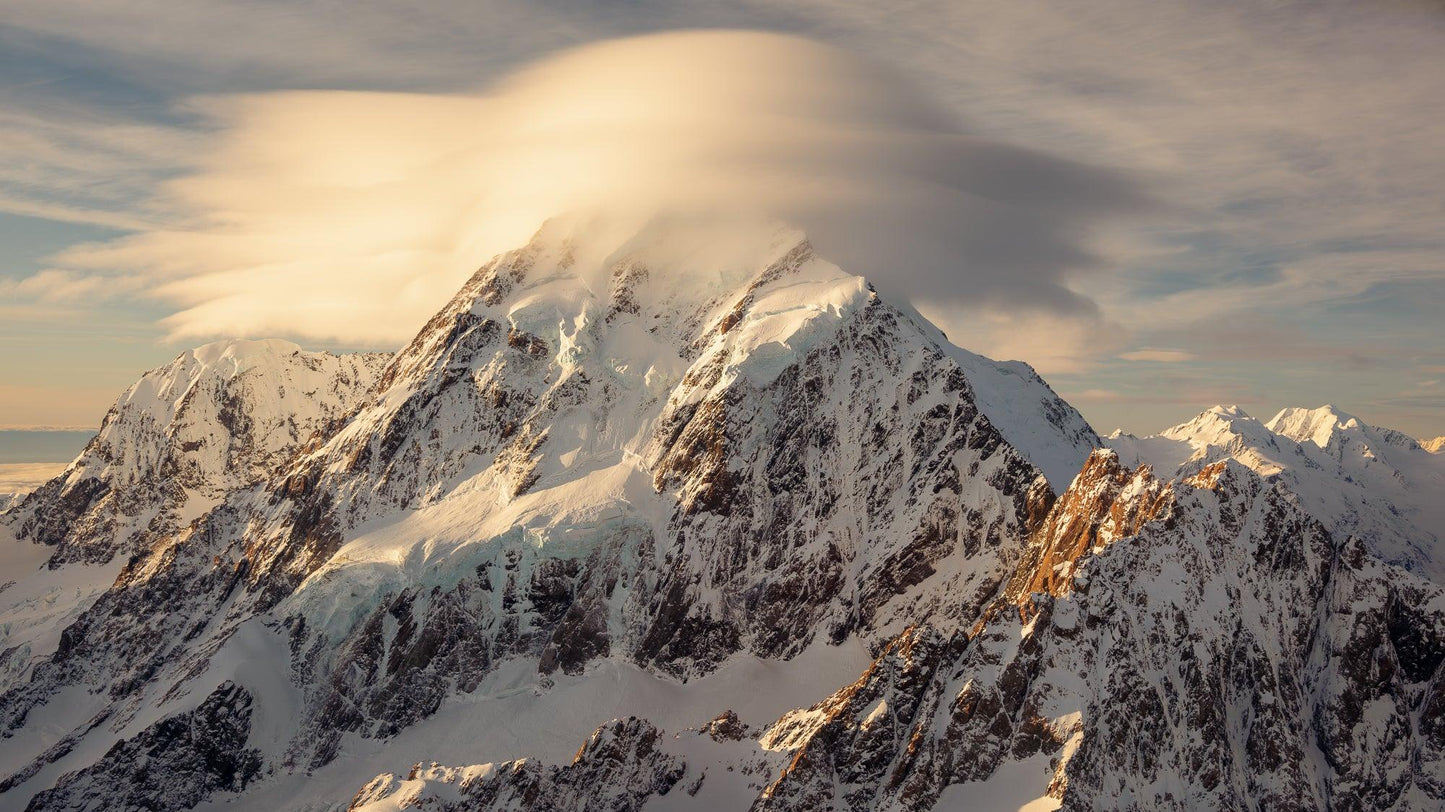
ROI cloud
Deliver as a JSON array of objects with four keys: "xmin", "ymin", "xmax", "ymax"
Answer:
[
  {"xmin": 31, "ymin": 30, "xmax": 1156, "ymax": 347},
  {"xmin": 1066, "ymin": 389, "xmax": 1127, "ymax": 403},
  {"xmin": 7, "ymin": 1, "xmax": 1445, "ymax": 438},
  {"xmin": 0, "ymin": 269, "xmax": 137, "ymax": 302},
  {"xmin": 1119, "ymin": 349, "xmax": 1197, "ymax": 363},
  {"xmin": 0, "ymin": 105, "xmax": 195, "ymax": 230},
  {"xmin": 918, "ymin": 305, "xmax": 1130, "ymax": 375}
]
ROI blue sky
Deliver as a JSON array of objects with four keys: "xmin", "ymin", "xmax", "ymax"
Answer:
[{"xmin": 2, "ymin": 0, "xmax": 1443, "ymax": 439}]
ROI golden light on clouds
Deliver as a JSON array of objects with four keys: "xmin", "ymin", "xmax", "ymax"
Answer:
[{"xmin": 43, "ymin": 30, "xmax": 1151, "ymax": 352}]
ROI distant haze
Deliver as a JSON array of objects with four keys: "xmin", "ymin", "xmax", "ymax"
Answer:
[{"xmin": 0, "ymin": 430, "xmax": 92, "ymax": 464}]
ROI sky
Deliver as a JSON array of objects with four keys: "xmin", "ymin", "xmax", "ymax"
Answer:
[{"xmin": 1, "ymin": 0, "xmax": 1443, "ymax": 440}]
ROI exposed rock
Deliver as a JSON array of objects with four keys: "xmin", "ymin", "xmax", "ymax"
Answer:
[
  {"xmin": 24, "ymin": 682, "xmax": 262, "ymax": 812},
  {"xmin": 3, "ymin": 222, "xmax": 1440, "ymax": 812},
  {"xmin": 347, "ymin": 718, "xmax": 685, "ymax": 812}
]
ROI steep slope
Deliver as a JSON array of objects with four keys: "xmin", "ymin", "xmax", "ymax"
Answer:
[
  {"xmin": 0, "ymin": 341, "xmax": 385, "ymax": 702},
  {"xmin": 394, "ymin": 450, "xmax": 1443, "ymax": 810},
  {"xmin": 1108, "ymin": 404, "xmax": 1445, "ymax": 578},
  {"xmin": 261, "ymin": 221, "xmax": 1091, "ymax": 768},
  {"xmin": 0, "ymin": 221, "xmax": 1099, "ymax": 808},
  {"xmin": 2, "ymin": 340, "xmax": 387, "ymax": 565},
  {"xmin": 1424, "ymin": 436, "xmax": 1445, "ymax": 454},
  {"xmin": 747, "ymin": 452, "xmax": 1445, "ymax": 810}
]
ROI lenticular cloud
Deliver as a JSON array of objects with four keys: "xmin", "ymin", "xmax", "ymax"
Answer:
[{"xmin": 53, "ymin": 29, "xmax": 1153, "ymax": 348}]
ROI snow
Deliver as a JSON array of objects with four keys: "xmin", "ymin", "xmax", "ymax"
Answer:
[
  {"xmin": 645, "ymin": 738, "xmax": 770, "ymax": 812},
  {"xmin": 934, "ymin": 754, "xmax": 1062, "ymax": 811},
  {"xmin": 194, "ymin": 639, "xmax": 872, "ymax": 812},
  {"xmin": 859, "ymin": 698, "xmax": 889, "ymax": 728},
  {"xmin": 723, "ymin": 272, "xmax": 869, "ymax": 389},
  {"xmin": 1107, "ymin": 404, "xmax": 1445, "ymax": 579},
  {"xmin": 82, "ymin": 337, "xmax": 384, "ymax": 498},
  {"xmin": 283, "ymin": 455, "xmax": 666, "ymax": 641},
  {"xmin": 0, "ymin": 685, "xmax": 108, "ymax": 779},
  {"xmin": 192, "ymin": 619, "xmax": 304, "ymax": 762},
  {"xmin": 0, "ymin": 523, "xmax": 122, "ymax": 692},
  {"xmin": 888, "ymin": 300, "xmax": 1100, "ymax": 489}
]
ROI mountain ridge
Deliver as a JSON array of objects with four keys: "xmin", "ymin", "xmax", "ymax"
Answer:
[
  {"xmin": 2, "ymin": 222, "xmax": 1442, "ymax": 810},
  {"xmin": 1108, "ymin": 402, "xmax": 1445, "ymax": 578}
]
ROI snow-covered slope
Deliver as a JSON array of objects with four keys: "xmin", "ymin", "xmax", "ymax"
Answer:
[
  {"xmin": 1424, "ymin": 435, "xmax": 1445, "ymax": 454},
  {"xmin": 1107, "ymin": 404, "xmax": 1445, "ymax": 578},
  {"xmin": 0, "ymin": 221, "xmax": 1101, "ymax": 809},
  {"xmin": 2, "ymin": 221, "xmax": 1441, "ymax": 811},
  {"xmin": 342, "ymin": 450, "xmax": 1445, "ymax": 810},
  {"xmin": 2, "ymin": 340, "xmax": 387, "ymax": 565}
]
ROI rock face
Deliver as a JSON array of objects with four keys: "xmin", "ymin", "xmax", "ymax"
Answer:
[
  {"xmin": 386, "ymin": 449, "xmax": 1439, "ymax": 811},
  {"xmin": 1108, "ymin": 404, "xmax": 1445, "ymax": 578},
  {"xmin": 22, "ymin": 682, "xmax": 262, "ymax": 812},
  {"xmin": 0, "ymin": 222, "xmax": 1441, "ymax": 810},
  {"xmin": 347, "ymin": 718, "xmax": 685, "ymax": 812},
  {"xmin": 743, "ymin": 452, "xmax": 1445, "ymax": 810}
]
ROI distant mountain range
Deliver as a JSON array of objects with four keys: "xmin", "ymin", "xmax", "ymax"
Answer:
[{"xmin": 2, "ymin": 222, "xmax": 1442, "ymax": 811}]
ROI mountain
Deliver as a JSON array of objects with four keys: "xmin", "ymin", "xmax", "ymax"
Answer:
[
  {"xmin": 0, "ymin": 341, "xmax": 385, "ymax": 699},
  {"xmin": 1424, "ymin": 436, "xmax": 1445, "ymax": 454},
  {"xmin": 0, "ymin": 222, "xmax": 1097, "ymax": 808},
  {"xmin": 4, "ymin": 339, "xmax": 387, "ymax": 566},
  {"xmin": 1108, "ymin": 404, "xmax": 1445, "ymax": 579},
  {"xmin": 345, "ymin": 448, "xmax": 1445, "ymax": 811},
  {"xmin": 1, "ymin": 223, "xmax": 1442, "ymax": 810}
]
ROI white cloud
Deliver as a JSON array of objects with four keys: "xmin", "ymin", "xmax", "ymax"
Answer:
[
  {"xmin": 31, "ymin": 30, "xmax": 1154, "ymax": 348},
  {"xmin": 4, "ymin": 0, "xmax": 1445, "ymax": 436}
]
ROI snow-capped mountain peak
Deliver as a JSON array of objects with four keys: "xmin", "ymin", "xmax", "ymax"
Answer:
[
  {"xmin": 1109, "ymin": 402, "xmax": 1445, "ymax": 577},
  {"xmin": 0, "ymin": 219, "xmax": 1109, "ymax": 809},
  {"xmin": 1265, "ymin": 403, "xmax": 1362, "ymax": 449},
  {"xmin": 4, "ymin": 221, "xmax": 1443, "ymax": 811},
  {"xmin": 3, "ymin": 339, "xmax": 387, "ymax": 565}
]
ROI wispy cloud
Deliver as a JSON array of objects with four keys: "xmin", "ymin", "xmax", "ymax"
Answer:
[{"xmin": 0, "ymin": 104, "xmax": 197, "ymax": 230}]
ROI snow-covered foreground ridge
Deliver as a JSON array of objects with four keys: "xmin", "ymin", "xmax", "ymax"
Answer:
[{"xmin": 1, "ymin": 222, "xmax": 1442, "ymax": 811}]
